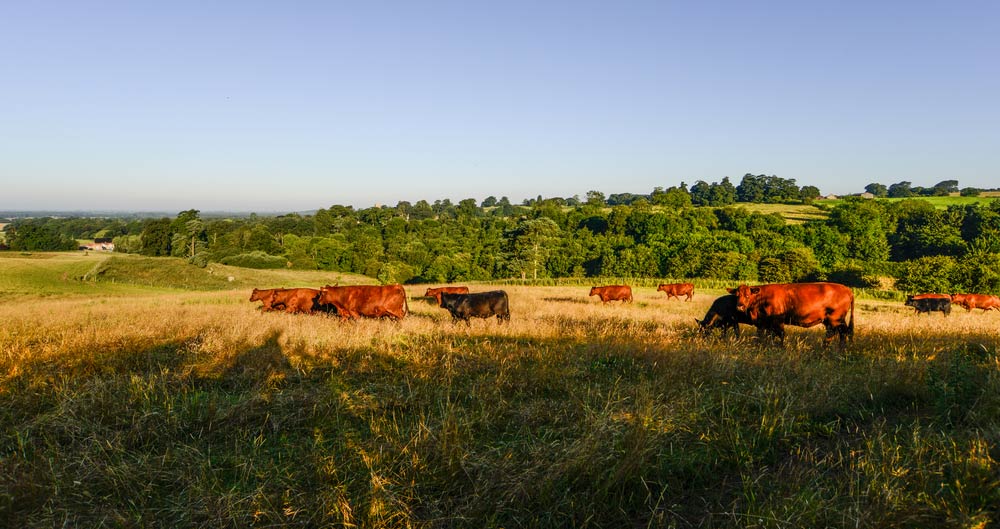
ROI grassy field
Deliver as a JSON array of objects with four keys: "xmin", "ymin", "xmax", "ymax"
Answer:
[
  {"xmin": 731, "ymin": 203, "xmax": 830, "ymax": 224},
  {"xmin": 1, "ymin": 254, "xmax": 998, "ymax": 527},
  {"xmin": 817, "ymin": 195, "xmax": 999, "ymax": 210}
]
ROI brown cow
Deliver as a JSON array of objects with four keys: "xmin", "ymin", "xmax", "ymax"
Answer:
[
  {"xmin": 318, "ymin": 284, "xmax": 409, "ymax": 320},
  {"xmin": 267, "ymin": 288, "xmax": 321, "ymax": 314},
  {"xmin": 657, "ymin": 282, "xmax": 694, "ymax": 301},
  {"xmin": 950, "ymin": 293, "xmax": 1000, "ymax": 312},
  {"xmin": 910, "ymin": 293, "xmax": 951, "ymax": 301},
  {"xmin": 424, "ymin": 286, "xmax": 470, "ymax": 305},
  {"xmin": 730, "ymin": 282, "xmax": 854, "ymax": 347},
  {"xmin": 250, "ymin": 288, "xmax": 288, "ymax": 312},
  {"xmin": 589, "ymin": 285, "xmax": 632, "ymax": 304}
]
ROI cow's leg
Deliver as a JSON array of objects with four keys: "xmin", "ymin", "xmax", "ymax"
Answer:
[{"xmin": 823, "ymin": 323, "xmax": 837, "ymax": 346}]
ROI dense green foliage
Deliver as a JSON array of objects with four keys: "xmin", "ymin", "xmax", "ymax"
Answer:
[{"xmin": 4, "ymin": 179, "xmax": 999, "ymax": 294}]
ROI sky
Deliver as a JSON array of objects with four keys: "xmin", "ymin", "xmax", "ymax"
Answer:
[{"xmin": 1, "ymin": 0, "xmax": 997, "ymax": 212}]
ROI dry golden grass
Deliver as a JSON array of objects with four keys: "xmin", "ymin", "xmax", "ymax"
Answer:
[{"xmin": 2, "ymin": 282, "xmax": 999, "ymax": 527}]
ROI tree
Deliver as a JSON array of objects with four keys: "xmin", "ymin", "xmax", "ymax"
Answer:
[
  {"xmin": 865, "ymin": 183, "xmax": 888, "ymax": 197},
  {"xmin": 894, "ymin": 256, "xmax": 957, "ymax": 293},
  {"xmin": 660, "ymin": 186, "xmax": 692, "ymax": 208},
  {"xmin": 505, "ymin": 218, "xmax": 559, "ymax": 280},
  {"xmin": 737, "ymin": 174, "xmax": 766, "ymax": 203},
  {"xmin": 799, "ymin": 185, "xmax": 821, "ymax": 203},
  {"xmin": 6, "ymin": 221, "xmax": 77, "ymax": 251},
  {"xmin": 586, "ymin": 190, "xmax": 606, "ymax": 207},
  {"xmin": 709, "ymin": 177, "xmax": 738, "ymax": 206},
  {"xmin": 887, "ymin": 181, "xmax": 915, "ymax": 198},
  {"xmin": 689, "ymin": 181, "xmax": 712, "ymax": 206},
  {"xmin": 960, "ymin": 187, "xmax": 981, "ymax": 197},
  {"xmin": 171, "ymin": 217, "xmax": 208, "ymax": 266},
  {"xmin": 139, "ymin": 218, "xmax": 172, "ymax": 256},
  {"xmin": 481, "ymin": 196, "xmax": 498, "ymax": 208},
  {"xmin": 931, "ymin": 180, "xmax": 959, "ymax": 195}
]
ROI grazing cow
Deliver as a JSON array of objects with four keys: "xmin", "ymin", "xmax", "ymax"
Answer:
[
  {"xmin": 424, "ymin": 286, "xmax": 470, "ymax": 305},
  {"xmin": 696, "ymin": 294, "xmax": 753, "ymax": 335},
  {"xmin": 949, "ymin": 293, "xmax": 1000, "ymax": 312},
  {"xmin": 438, "ymin": 291, "xmax": 510, "ymax": 324},
  {"xmin": 730, "ymin": 282, "xmax": 854, "ymax": 347},
  {"xmin": 904, "ymin": 296, "xmax": 951, "ymax": 316},
  {"xmin": 317, "ymin": 284, "xmax": 409, "ymax": 320},
  {"xmin": 267, "ymin": 288, "xmax": 321, "ymax": 314},
  {"xmin": 589, "ymin": 285, "xmax": 633, "ymax": 304},
  {"xmin": 657, "ymin": 282, "xmax": 694, "ymax": 301},
  {"xmin": 250, "ymin": 288, "xmax": 288, "ymax": 312}
]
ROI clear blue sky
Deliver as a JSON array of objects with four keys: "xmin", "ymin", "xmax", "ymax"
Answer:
[{"xmin": 2, "ymin": 0, "xmax": 997, "ymax": 212}]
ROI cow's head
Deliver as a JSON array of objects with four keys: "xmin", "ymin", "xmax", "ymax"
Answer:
[
  {"xmin": 439, "ymin": 293, "xmax": 458, "ymax": 310},
  {"xmin": 589, "ymin": 287, "xmax": 597, "ymax": 296},
  {"xmin": 318, "ymin": 285, "xmax": 338, "ymax": 304},
  {"xmin": 249, "ymin": 288, "xmax": 262, "ymax": 301},
  {"xmin": 904, "ymin": 297, "xmax": 916, "ymax": 308},
  {"xmin": 657, "ymin": 284, "xmax": 666, "ymax": 292},
  {"xmin": 732, "ymin": 285, "xmax": 760, "ymax": 313}
]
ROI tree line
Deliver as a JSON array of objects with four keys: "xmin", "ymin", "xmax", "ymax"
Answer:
[{"xmin": 4, "ymin": 176, "xmax": 999, "ymax": 294}]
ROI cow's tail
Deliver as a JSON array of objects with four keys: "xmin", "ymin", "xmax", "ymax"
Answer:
[
  {"xmin": 402, "ymin": 286, "xmax": 410, "ymax": 318},
  {"xmin": 848, "ymin": 293, "xmax": 855, "ymax": 341}
]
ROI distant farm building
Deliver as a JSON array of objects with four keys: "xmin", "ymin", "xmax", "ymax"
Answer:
[
  {"xmin": 859, "ymin": 192, "xmax": 875, "ymax": 199},
  {"xmin": 823, "ymin": 194, "xmax": 839, "ymax": 200},
  {"xmin": 81, "ymin": 238, "xmax": 115, "ymax": 251}
]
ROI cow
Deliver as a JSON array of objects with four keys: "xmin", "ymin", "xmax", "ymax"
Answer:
[
  {"xmin": 317, "ymin": 284, "xmax": 409, "ymax": 320},
  {"xmin": 424, "ymin": 286, "xmax": 470, "ymax": 305},
  {"xmin": 438, "ymin": 291, "xmax": 510, "ymax": 324},
  {"xmin": 657, "ymin": 282, "xmax": 694, "ymax": 301},
  {"xmin": 250, "ymin": 288, "xmax": 288, "ymax": 312},
  {"xmin": 267, "ymin": 288, "xmax": 321, "ymax": 315},
  {"xmin": 696, "ymin": 294, "xmax": 754, "ymax": 336},
  {"xmin": 589, "ymin": 285, "xmax": 633, "ymax": 304},
  {"xmin": 904, "ymin": 296, "xmax": 951, "ymax": 316},
  {"xmin": 949, "ymin": 293, "xmax": 1000, "ymax": 312},
  {"xmin": 730, "ymin": 282, "xmax": 855, "ymax": 347}
]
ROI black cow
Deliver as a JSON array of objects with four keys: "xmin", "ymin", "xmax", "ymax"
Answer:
[
  {"xmin": 905, "ymin": 296, "xmax": 951, "ymax": 316},
  {"xmin": 696, "ymin": 294, "xmax": 753, "ymax": 336},
  {"xmin": 439, "ymin": 291, "xmax": 510, "ymax": 324}
]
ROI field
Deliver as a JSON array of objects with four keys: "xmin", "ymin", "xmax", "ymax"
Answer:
[
  {"xmin": 731, "ymin": 203, "xmax": 829, "ymax": 224},
  {"xmin": 1, "ymin": 254, "xmax": 998, "ymax": 527},
  {"xmin": 817, "ymin": 195, "xmax": 999, "ymax": 210}
]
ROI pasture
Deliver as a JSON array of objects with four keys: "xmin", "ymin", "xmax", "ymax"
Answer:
[
  {"xmin": 1, "ymin": 254, "xmax": 998, "ymax": 527},
  {"xmin": 817, "ymin": 195, "xmax": 999, "ymax": 210}
]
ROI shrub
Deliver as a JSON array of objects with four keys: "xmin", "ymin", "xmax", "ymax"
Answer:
[
  {"xmin": 827, "ymin": 263, "xmax": 881, "ymax": 289},
  {"xmin": 218, "ymin": 251, "xmax": 287, "ymax": 269},
  {"xmin": 893, "ymin": 256, "xmax": 958, "ymax": 293}
]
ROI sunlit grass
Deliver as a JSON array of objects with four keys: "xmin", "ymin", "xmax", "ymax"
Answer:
[{"xmin": 1, "ymin": 278, "xmax": 999, "ymax": 527}]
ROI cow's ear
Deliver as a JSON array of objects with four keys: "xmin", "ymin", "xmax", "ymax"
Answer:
[
  {"xmin": 726, "ymin": 287, "xmax": 736, "ymax": 294},
  {"xmin": 694, "ymin": 318, "xmax": 702, "ymax": 325},
  {"xmin": 750, "ymin": 287, "xmax": 761, "ymax": 294}
]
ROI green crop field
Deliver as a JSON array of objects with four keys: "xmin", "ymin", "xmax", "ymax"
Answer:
[{"xmin": 1, "ymin": 253, "xmax": 997, "ymax": 527}]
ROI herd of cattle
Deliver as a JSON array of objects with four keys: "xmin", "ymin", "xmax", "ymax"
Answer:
[
  {"xmin": 249, "ymin": 281, "xmax": 997, "ymax": 347},
  {"xmin": 903, "ymin": 292, "xmax": 1000, "ymax": 316}
]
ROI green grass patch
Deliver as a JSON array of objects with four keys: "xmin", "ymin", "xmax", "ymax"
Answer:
[
  {"xmin": 0, "ymin": 253, "xmax": 376, "ymax": 300},
  {"xmin": 818, "ymin": 195, "xmax": 999, "ymax": 210}
]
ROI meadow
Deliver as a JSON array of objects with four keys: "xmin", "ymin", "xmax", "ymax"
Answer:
[
  {"xmin": 1, "ymin": 254, "xmax": 998, "ymax": 527},
  {"xmin": 816, "ymin": 195, "xmax": 999, "ymax": 210}
]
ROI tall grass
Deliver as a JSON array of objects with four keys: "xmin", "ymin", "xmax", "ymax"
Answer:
[{"xmin": 1, "ymin": 280, "xmax": 998, "ymax": 527}]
